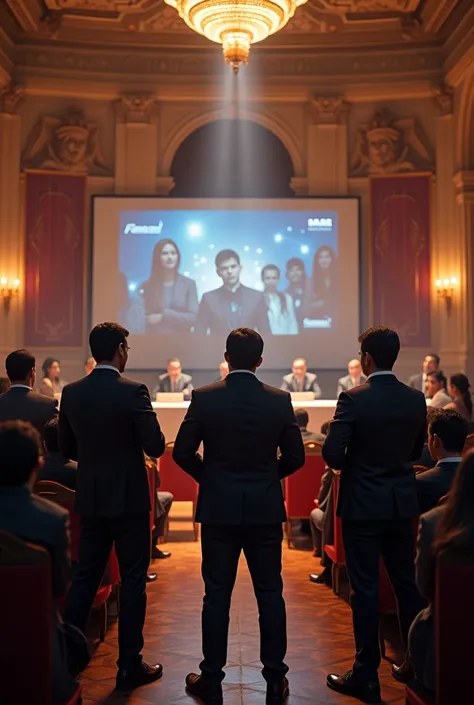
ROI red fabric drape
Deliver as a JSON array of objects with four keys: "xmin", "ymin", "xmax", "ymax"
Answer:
[
  {"xmin": 370, "ymin": 174, "xmax": 431, "ymax": 346},
  {"xmin": 24, "ymin": 171, "xmax": 86, "ymax": 347}
]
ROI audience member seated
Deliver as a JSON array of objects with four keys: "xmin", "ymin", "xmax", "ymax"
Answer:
[
  {"xmin": 0, "ymin": 420, "xmax": 80, "ymax": 702},
  {"xmin": 40, "ymin": 417, "xmax": 78, "ymax": 490},
  {"xmin": 425, "ymin": 370, "xmax": 451, "ymax": 408},
  {"xmin": 409, "ymin": 353, "xmax": 440, "ymax": 396},
  {"xmin": 146, "ymin": 457, "xmax": 174, "ymax": 561},
  {"xmin": 39, "ymin": 357, "xmax": 66, "ymax": 398},
  {"xmin": 0, "ymin": 377, "xmax": 10, "ymax": 394},
  {"xmin": 309, "ymin": 464, "xmax": 334, "ymax": 564},
  {"xmin": 408, "ymin": 453, "xmax": 474, "ymax": 693},
  {"xmin": 0, "ymin": 350, "xmax": 57, "ymax": 435},
  {"xmin": 445, "ymin": 373, "xmax": 473, "ymax": 424},
  {"xmin": 216, "ymin": 360, "xmax": 229, "ymax": 381},
  {"xmin": 416, "ymin": 409, "xmax": 467, "ymax": 514},
  {"xmin": 281, "ymin": 357, "xmax": 322, "ymax": 398},
  {"xmin": 336, "ymin": 359, "xmax": 366, "ymax": 396},
  {"xmin": 295, "ymin": 408, "xmax": 325, "ymax": 442},
  {"xmin": 153, "ymin": 358, "xmax": 193, "ymax": 399},
  {"xmin": 84, "ymin": 356, "xmax": 96, "ymax": 376},
  {"xmin": 412, "ymin": 407, "xmax": 437, "ymax": 470}
]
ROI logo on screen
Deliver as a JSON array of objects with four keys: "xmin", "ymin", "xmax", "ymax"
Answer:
[
  {"xmin": 124, "ymin": 222, "xmax": 164, "ymax": 235},
  {"xmin": 307, "ymin": 217, "xmax": 333, "ymax": 231}
]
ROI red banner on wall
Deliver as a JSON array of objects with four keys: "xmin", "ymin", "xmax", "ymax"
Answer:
[
  {"xmin": 24, "ymin": 171, "xmax": 86, "ymax": 347},
  {"xmin": 370, "ymin": 174, "xmax": 431, "ymax": 347}
]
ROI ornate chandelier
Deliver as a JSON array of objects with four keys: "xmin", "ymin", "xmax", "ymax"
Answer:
[{"xmin": 164, "ymin": 0, "xmax": 308, "ymax": 73}]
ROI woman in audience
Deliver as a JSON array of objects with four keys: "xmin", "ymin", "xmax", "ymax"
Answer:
[
  {"xmin": 304, "ymin": 245, "xmax": 337, "ymax": 321},
  {"xmin": 39, "ymin": 357, "xmax": 65, "ymax": 398},
  {"xmin": 261, "ymin": 264, "xmax": 298, "ymax": 335},
  {"xmin": 408, "ymin": 453, "xmax": 474, "ymax": 692},
  {"xmin": 445, "ymin": 373, "xmax": 473, "ymax": 422},
  {"xmin": 140, "ymin": 238, "xmax": 198, "ymax": 334}
]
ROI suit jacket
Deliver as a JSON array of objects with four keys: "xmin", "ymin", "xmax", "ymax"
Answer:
[
  {"xmin": 281, "ymin": 372, "xmax": 322, "ymax": 399},
  {"xmin": 409, "ymin": 373, "xmax": 425, "ymax": 393},
  {"xmin": 142, "ymin": 273, "xmax": 199, "ymax": 334},
  {"xmin": 414, "ymin": 443, "xmax": 436, "ymax": 470},
  {"xmin": 195, "ymin": 284, "xmax": 270, "ymax": 336},
  {"xmin": 323, "ymin": 373, "xmax": 427, "ymax": 521},
  {"xmin": 317, "ymin": 467, "xmax": 334, "ymax": 512},
  {"xmin": 415, "ymin": 505, "xmax": 444, "ymax": 602},
  {"xmin": 0, "ymin": 386, "xmax": 58, "ymax": 436},
  {"xmin": 172, "ymin": 372, "xmax": 305, "ymax": 525},
  {"xmin": 0, "ymin": 485, "xmax": 70, "ymax": 598},
  {"xmin": 153, "ymin": 372, "xmax": 193, "ymax": 398},
  {"xmin": 336, "ymin": 374, "xmax": 367, "ymax": 396},
  {"xmin": 59, "ymin": 368, "xmax": 165, "ymax": 518},
  {"xmin": 416, "ymin": 459, "xmax": 461, "ymax": 515},
  {"xmin": 40, "ymin": 451, "xmax": 78, "ymax": 491}
]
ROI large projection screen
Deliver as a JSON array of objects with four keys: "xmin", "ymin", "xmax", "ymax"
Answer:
[{"xmin": 92, "ymin": 197, "xmax": 360, "ymax": 370}]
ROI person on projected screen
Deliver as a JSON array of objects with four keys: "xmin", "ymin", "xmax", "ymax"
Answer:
[
  {"xmin": 140, "ymin": 238, "xmax": 198, "ymax": 335},
  {"xmin": 303, "ymin": 245, "xmax": 337, "ymax": 323},
  {"xmin": 284, "ymin": 257, "xmax": 307, "ymax": 329},
  {"xmin": 195, "ymin": 249, "xmax": 270, "ymax": 336},
  {"xmin": 281, "ymin": 358, "xmax": 322, "ymax": 398},
  {"xmin": 262, "ymin": 264, "xmax": 298, "ymax": 336}
]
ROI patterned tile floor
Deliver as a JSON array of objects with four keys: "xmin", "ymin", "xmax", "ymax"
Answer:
[{"xmin": 80, "ymin": 534, "xmax": 406, "ymax": 705}]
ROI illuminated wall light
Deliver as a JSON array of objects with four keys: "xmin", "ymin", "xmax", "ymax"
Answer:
[
  {"xmin": 435, "ymin": 276, "xmax": 459, "ymax": 316},
  {"xmin": 1, "ymin": 277, "xmax": 20, "ymax": 312}
]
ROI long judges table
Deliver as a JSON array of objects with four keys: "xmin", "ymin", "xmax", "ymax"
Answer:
[{"xmin": 152, "ymin": 400, "xmax": 338, "ymax": 443}]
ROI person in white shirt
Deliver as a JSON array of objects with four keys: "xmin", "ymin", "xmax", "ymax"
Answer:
[
  {"xmin": 261, "ymin": 264, "xmax": 298, "ymax": 336},
  {"xmin": 408, "ymin": 354, "xmax": 440, "ymax": 397},
  {"xmin": 337, "ymin": 359, "xmax": 367, "ymax": 396},
  {"xmin": 425, "ymin": 371, "xmax": 451, "ymax": 409}
]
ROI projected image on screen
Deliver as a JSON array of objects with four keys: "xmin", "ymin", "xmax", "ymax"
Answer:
[{"xmin": 118, "ymin": 210, "xmax": 338, "ymax": 337}]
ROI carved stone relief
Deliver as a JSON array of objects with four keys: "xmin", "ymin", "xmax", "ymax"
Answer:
[
  {"xmin": 308, "ymin": 96, "xmax": 348, "ymax": 124},
  {"xmin": 114, "ymin": 94, "xmax": 157, "ymax": 123},
  {"xmin": 0, "ymin": 83, "xmax": 25, "ymax": 114},
  {"xmin": 22, "ymin": 107, "xmax": 109, "ymax": 174},
  {"xmin": 350, "ymin": 107, "xmax": 432, "ymax": 176}
]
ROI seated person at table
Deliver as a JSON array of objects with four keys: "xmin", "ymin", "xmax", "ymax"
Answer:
[
  {"xmin": 413, "ymin": 407, "xmax": 437, "ymax": 471},
  {"xmin": 281, "ymin": 358, "xmax": 322, "ymax": 398},
  {"xmin": 0, "ymin": 420, "xmax": 80, "ymax": 702},
  {"xmin": 153, "ymin": 358, "xmax": 193, "ymax": 399},
  {"xmin": 295, "ymin": 408, "xmax": 325, "ymax": 443},
  {"xmin": 416, "ymin": 409, "xmax": 467, "ymax": 515},
  {"xmin": 336, "ymin": 359, "xmax": 366, "ymax": 396},
  {"xmin": 309, "ymin": 465, "xmax": 334, "ymax": 561},
  {"xmin": 409, "ymin": 353, "xmax": 440, "ymax": 396},
  {"xmin": 40, "ymin": 417, "xmax": 78, "ymax": 491},
  {"xmin": 425, "ymin": 370, "xmax": 451, "ymax": 408},
  {"xmin": 408, "ymin": 453, "xmax": 474, "ymax": 693}
]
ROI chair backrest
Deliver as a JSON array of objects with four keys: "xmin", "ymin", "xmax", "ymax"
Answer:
[
  {"xmin": 159, "ymin": 442, "xmax": 199, "ymax": 503},
  {"xmin": 35, "ymin": 480, "xmax": 81, "ymax": 562},
  {"xmin": 436, "ymin": 551, "xmax": 474, "ymax": 703},
  {"xmin": 462, "ymin": 433, "xmax": 474, "ymax": 457},
  {"xmin": 285, "ymin": 445, "xmax": 325, "ymax": 518},
  {"xmin": 331, "ymin": 473, "xmax": 345, "ymax": 563},
  {"xmin": 0, "ymin": 531, "xmax": 52, "ymax": 705}
]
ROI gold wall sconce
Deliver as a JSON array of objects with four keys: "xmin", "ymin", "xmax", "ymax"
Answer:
[
  {"xmin": 435, "ymin": 277, "xmax": 458, "ymax": 315},
  {"xmin": 0, "ymin": 277, "xmax": 20, "ymax": 312}
]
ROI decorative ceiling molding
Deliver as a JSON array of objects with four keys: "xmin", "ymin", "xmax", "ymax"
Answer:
[
  {"xmin": 315, "ymin": 0, "xmax": 420, "ymax": 13},
  {"xmin": 308, "ymin": 96, "xmax": 349, "ymax": 124},
  {"xmin": 432, "ymin": 82, "xmax": 453, "ymax": 117},
  {"xmin": 6, "ymin": 0, "xmax": 39, "ymax": 32},
  {"xmin": 0, "ymin": 82, "xmax": 25, "ymax": 113},
  {"xmin": 114, "ymin": 93, "xmax": 157, "ymax": 122},
  {"xmin": 420, "ymin": 0, "xmax": 459, "ymax": 34}
]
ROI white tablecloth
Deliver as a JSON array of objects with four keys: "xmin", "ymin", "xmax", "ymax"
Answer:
[{"xmin": 152, "ymin": 400, "xmax": 338, "ymax": 443}]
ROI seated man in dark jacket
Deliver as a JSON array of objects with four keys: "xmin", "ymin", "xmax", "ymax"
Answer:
[
  {"xmin": 416, "ymin": 409, "xmax": 468, "ymax": 514},
  {"xmin": 40, "ymin": 417, "xmax": 77, "ymax": 490}
]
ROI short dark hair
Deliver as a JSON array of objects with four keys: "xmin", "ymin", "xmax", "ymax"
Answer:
[
  {"xmin": 320, "ymin": 420, "xmax": 331, "ymax": 436},
  {"xmin": 0, "ymin": 420, "xmax": 41, "ymax": 486},
  {"xmin": 294, "ymin": 408, "xmax": 309, "ymax": 429},
  {"xmin": 358, "ymin": 326, "xmax": 400, "ymax": 370},
  {"xmin": 5, "ymin": 349, "xmax": 35, "ymax": 382},
  {"xmin": 429, "ymin": 409, "xmax": 469, "ymax": 454},
  {"xmin": 427, "ymin": 370, "xmax": 447, "ymax": 388},
  {"xmin": 426, "ymin": 353, "xmax": 440, "ymax": 366},
  {"xmin": 286, "ymin": 257, "xmax": 305, "ymax": 272},
  {"xmin": 226, "ymin": 328, "xmax": 263, "ymax": 370},
  {"xmin": 89, "ymin": 322, "xmax": 129, "ymax": 362},
  {"xmin": 43, "ymin": 417, "xmax": 60, "ymax": 453},
  {"xmin": 0, "ymin": 378, "xmax": 10, "ymax": 394},
  {"xmin": 215, "ymin": 249, "xmax": 240, "ymax": 268}
]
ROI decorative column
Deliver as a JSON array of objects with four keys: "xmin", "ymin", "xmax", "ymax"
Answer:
[
  {"xmin": 306, "ymin": 97, "xmax": 349, "ymax": 196},
  {"xmin": 0, "ymin": 84, "xmax": 24, "ymax": 349},
  {"xmin": 114, "ymin": 95, "xmax": 158, "ymax": 194},
  {"xmin": 454, "ymin": 171, "xmax": 474, "ymax": 379}
]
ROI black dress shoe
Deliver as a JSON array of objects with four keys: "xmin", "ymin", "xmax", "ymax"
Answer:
[
  {"xmin": 152, "ymin": 547, "xmax": 172, "ymax": 559},
  {"xmin": 146, "ymin": 573, "xmax": 158, "ymax": 582},
  {"xmin": 327, "ymin": 670, "xmax": 381, "ymax": 703},
  {"xmin": 185, "ymin": 673, "xmax": 223, "ymax": 704},
  {"xmin": 309, "ymin": 567, "xmax": 331, "ymax": 585},
  {"xmin": 392, "ymin": 661, "xmax": 414, "ymax": 683},
  {"xmin": 266, "ymin": 677, "xmax": 289, "ymax": 704},
  {"xmin": 116, "ymin": 661, "xmax": 163, "ymax": 691}
]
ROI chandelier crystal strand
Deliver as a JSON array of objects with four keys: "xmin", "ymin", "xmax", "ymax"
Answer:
[{"xmin": 165, "ymin": 0, "xmax": 308, "ymax": 73}]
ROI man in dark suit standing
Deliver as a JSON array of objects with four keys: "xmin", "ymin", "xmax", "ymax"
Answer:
[
  {"xmin": 0, "ymin": 349, "xmax": 57, "ymax": 435},
  {"xmin": 408, "ymin": 353, "xmax": 440, "ymax": 396},
  {"xmin": 59, "ymin": 322, "xmax": 166, "ymax": 692},
  {"xmin": 323, "ymin": 326, "xmax": 426, "ymax": 703},
  {"xmin": 416, "ymin": 409, "xmax": 467, "ymax": 514},
  {"xmin": 196, "ymin": 250, "xmax": 270, "ymax": 336},
  {"xmin": 173, "ymin": 328, "xmax": 305, "ymax": 705},
  {"xmin": 153, "ymin": 358, "xmax": 193, "ymax": 399}
]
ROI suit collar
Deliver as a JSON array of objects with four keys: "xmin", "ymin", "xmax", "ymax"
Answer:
[
  {"xmin": 92, "ymin": 366, "xmax": 120, "ymax": 376},
  {"xmin": 7, "ymin": 385, "xmax": 31, "ymax": 393},
  {"xmin": 436, "ymin": 457, "xmax": 461, "ymax": 468}
]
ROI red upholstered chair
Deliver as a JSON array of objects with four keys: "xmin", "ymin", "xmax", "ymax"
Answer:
[
  {"xmin": 285, "ymin": 441, "xmax": 325, "ymax": 548},
  {"xmin": 0, "ymin": 531, "xmax": 82, "ymax": 705},
  {"xmin": 35, "ymin": 480, "xmax": 81, "ymax": 562},
  {"xmin": 406, "ymin": 551, "xmax": 474, "ymax": 705},
  {"xmin": 462, "ymin": 433, "xmax": 474, "ymax": 457},
  {"xmin": 323, "ymin": 472, "xmax": 345, "ymax": 595},
  {"xmin": 158, "ymin": 442, "xmax": 199, "ymax": 540}
]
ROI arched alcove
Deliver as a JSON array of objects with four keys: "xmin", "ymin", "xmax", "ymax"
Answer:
[{"xmin": 170, "ymin": 119, "xmax": 295, "ymax": 197}]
